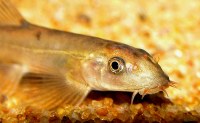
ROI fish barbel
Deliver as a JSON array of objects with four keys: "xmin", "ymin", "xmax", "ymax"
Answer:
[{"xmin": 0, "ymin": 0, "xmax": 174, "ymax": 109}]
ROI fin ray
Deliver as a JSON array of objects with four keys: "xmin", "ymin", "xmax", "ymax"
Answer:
[
  {"xmin": 0, "ymin": 63, "xmax": 27, "ymax": 96},
  {"xmin": 0, "ymin": 0, "xmax": 28, "ymax": 26},
  {"xmin": 18, "ymin": 72, "xmax": 91, "ymax": 109}
]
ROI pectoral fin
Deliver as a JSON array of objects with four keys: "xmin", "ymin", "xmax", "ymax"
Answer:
[
  {"xmin": 0, "ymin": 63, "xmax": 27, "ymax": 96},
  {"xmin": 18, "ymin": 72, "xmax": 91, "ymax": 109}
]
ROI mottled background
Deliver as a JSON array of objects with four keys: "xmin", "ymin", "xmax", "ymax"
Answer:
[{"xmin": 1, "ymin": 0, "xmax": 200, "ymax": 122}]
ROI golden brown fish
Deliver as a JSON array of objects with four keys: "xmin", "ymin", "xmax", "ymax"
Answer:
[{"xmin": 0, "ymin": 0, "xmax": 174, "ymax": 109}]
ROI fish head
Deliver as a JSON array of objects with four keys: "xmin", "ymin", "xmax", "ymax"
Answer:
[{"xmin": 82, "ymin": 42, "xmax": 172, "ymax": 95}]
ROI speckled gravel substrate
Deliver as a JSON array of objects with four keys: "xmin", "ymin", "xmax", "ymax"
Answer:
[{"xmin": 1, "ymin": 92, "xmax": 200, "ymax": 122}]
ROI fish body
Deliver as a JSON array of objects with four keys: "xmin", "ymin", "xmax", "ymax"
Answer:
[{"xmin": 0, "ymin": 0, "xmax": 173, "ymax": 109}]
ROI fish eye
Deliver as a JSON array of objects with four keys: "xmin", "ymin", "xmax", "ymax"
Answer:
[{"xmin": 108, "ymin": 57, "xmax": 125, "ymax": 74}]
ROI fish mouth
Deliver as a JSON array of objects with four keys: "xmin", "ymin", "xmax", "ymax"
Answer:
[
  {"xmin": 139, "ymin": 80, "xmax": 177, "ymax": 95},
  {"xmin": 131, "ymin": 80, "xmax": 177, "ymax": 104}
]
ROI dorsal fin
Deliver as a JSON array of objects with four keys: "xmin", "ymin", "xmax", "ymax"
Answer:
[{"xmin": 0, "ymin": 0, "xmax": 29, "ymax": 26}]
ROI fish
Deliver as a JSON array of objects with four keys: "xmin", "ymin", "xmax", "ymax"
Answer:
[{"xmin": 0, "ymin": 0, "xmax": 175, "ymax": 109}]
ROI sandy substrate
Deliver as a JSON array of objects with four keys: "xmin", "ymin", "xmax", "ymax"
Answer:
[{"xmin": 0, "ymin": 0, "xmax": 200, "ymax": 122}]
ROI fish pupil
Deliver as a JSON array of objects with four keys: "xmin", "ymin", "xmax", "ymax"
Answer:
[
  {"xmin": 111, "ymin": 61, "xmax": 119, "ymax": 70},
  {"xmin": 108, "ymin": 57, "xmax": 125, "ymax": 74}
]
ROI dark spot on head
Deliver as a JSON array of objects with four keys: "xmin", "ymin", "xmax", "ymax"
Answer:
[{"xmin": 35, "ymin": 31, "xmax": 42, "ymax": 41}]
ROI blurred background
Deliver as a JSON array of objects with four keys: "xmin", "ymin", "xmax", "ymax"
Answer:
[{"xmin": 7, "ymin": 0, "xmax": 200, "ymax": 121}]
